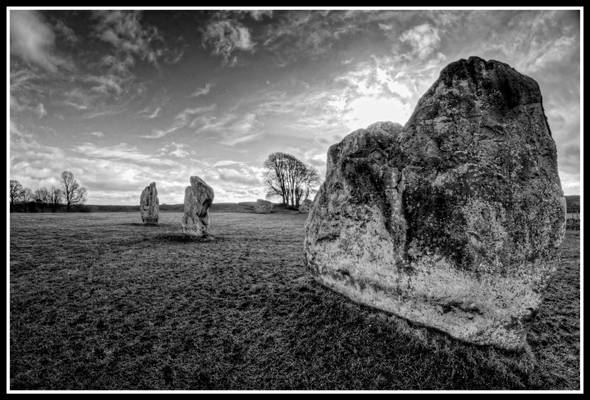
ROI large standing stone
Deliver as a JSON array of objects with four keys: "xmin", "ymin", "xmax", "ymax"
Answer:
[
  {"xmin": 254, "ymin": 199, "xmax": 273, "ymax": 214},
  {"xmin": 182, "ymin": 176, "xmax": 214, "ymax": 237},
  {"xmin": 304, "ymin": 57, "xmax": 566, "ymax": 350},
  {"xmin": 139, "ymin": 182, "xmax": 159, "ymax": 225}
]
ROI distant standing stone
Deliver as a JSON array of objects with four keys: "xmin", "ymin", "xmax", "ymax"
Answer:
[
  {"xmin": 182, "ymin": 176, "xmax": 214, "ymax": 237},
  {"xmin": 254, "ymin": 199, "xmax": 273, "ymax": 214},
  {"xmin": 139, "ymin": 182, "xmax": 159, "ymax": 225}
]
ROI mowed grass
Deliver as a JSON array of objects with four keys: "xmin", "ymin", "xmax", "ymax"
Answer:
[{"xmin": 10, "ymin": 212, "xmax": 580, "ymax": 390}]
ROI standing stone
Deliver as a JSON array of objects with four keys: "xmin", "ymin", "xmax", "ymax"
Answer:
[
  {"xmin": 299, "ymin": 199, "xmax": 313, "ymax": 213},
  {"xmin": 182, "ymin": 176, "xmax": 214, "ymax": 237},
  {"xmin": 254, "ymin": 199, "xmax": 273, "ymax": 214},
  {"xmin": 304, "ymin": 57, "xmax": 566, "ymax": 350},
  {"xmin": 139, "ymin": 182, "xmax": 159, "ymax": 225}
]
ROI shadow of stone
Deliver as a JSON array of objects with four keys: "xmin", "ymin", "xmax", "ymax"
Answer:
[
  {"xmin": 119, "ymin": 222, "xmax": 158, "ymax": 226},
  {"xmin": 155, "ymin": 233, "xmax": 222, "ymax": 243}
]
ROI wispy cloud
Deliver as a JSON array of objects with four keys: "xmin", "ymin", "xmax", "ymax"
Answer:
[
  {"xmin": 92, "ymin": 11, "xmax": 163, "ymax": 67},
  {"xmin": 191, "ymin": 111, "xmax": 262, "ymax": 146},
  {"xmin": 138, "ymin": 106, "xmax": 161, "ymax": 119},
  {"xmin": 53, "ymin": 19, "xmax": 78, "ymax": 44},
  {"xmin": 74, "ymin": 142, "xmax": 176, "ymax": 167},
  {"xmin": 157, "ymin": 142, "xmax": 192, "ymax": 158},
  {"xmin": 202, "ymin": 19, "xmax": 255, "ymax": 66},
  {"xmin": 260, "ymin": 11, "xmax": 361, "ymax": 65},
  {"xmin": 399, "ymin": 23, "xmax": 441, "ymax": 59},
  {"xmin": 35, "ymin": 103, "xmax": 47, "ymax": 119},
  {"xmin": 143, "ymin": 105, "xmax": 217, "ymax": 139},
  {"xmin": 84, "ymin": 74, "xmax": 125, "ymax": 95},
  {"xmin": 190, "ymin": 83, "xmax": 213, "ymax": 98}
]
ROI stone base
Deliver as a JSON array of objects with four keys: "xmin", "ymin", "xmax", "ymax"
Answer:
[
  {"xmin": 181, "ymin": 223, "xmax": 208, "ymax": 237},
  {"xmin": 142, "ymin": 217, "xmax": 158, "ymax": 225},
  {"xmin": 181, "ymin": 230, "xmax": 214, "ymax": 241},
  {"xmin": 306, "ymin": 241, "xmax": 553, "ymax": 350}
]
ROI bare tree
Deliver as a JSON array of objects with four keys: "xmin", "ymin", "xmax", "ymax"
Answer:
[
  {"xmin": 34, "ymin": 187, "xmax": 50, "ymax": 203},
  {"xmin": 34, "ymin": 187, "xmax": 51, "ymax": 211},
  {"xmin": 23, "ymin": 188, "xmax": 34, "ymax": 202},
  {"xmin": 263, "ymin": 152, "xmax": 320, "ymax": 209},
  {"xmin": 60, "ymin": 171, "xmax": 87, "ymax": 211},
  {"xmin": 296, "ymin": 166, "xmax": 320, "ymax": 206},
  {"xmin": 49, "ymin": 186, "xmax": 63, "ymax": 212},
  {"xmin": 9, "ymin": 180, "xmax": 24, "ymax": 211},
  {"xmin": 22, "ymin": 188, "xmax": 34, "ymax": 212}
]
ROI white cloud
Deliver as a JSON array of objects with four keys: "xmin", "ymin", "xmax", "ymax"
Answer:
[
  {"xmin": 247, "ymin": 10, "xmax": 273, "ymax": 21},
  {"xmin": 139, "ymin": 106, "xmax": 161, "ymax": 119},
  {"xmin": 10, "ymin": 10, "xmax": 72, "ymax": 72},
  {"xmin": 157, "ymin": 142, "xmax": 191, "ymax": 158},
  {"xmin": 54, "ymin": 19, "xmax": 78, "ymax": 43},
  {"xmin": 88, "ymin": 131, "xmax": 105, "ymax": 137},
  {"xmin": 524, "ymin": 36, "xmax": 577, "ymax": 73},
  {"xmin": 400, "ymin": 23, "xmax": 441, "ymax": 59},
  {"xmin": 345, "ymin": 96, "xmax": 411, "ymax": 131},
  {"xmin": 64, "ymin": 101, "xmax": 88, "ymax": 110},
  {"xmin": 190, "ymin": 83, "xmax": 212, "ymax": 98},
  {"xmin": 92, "ymin": 11, "xmax": 163, "ymax": 66},
  {"xmin": 35, "ymin": 103, "xmax": 47, "ymax": 119},
  {"xmin": 202, "ymin": 20, "xmax": 255, "ymax": 66},
  {"xmin": 84, "ymin": 74, "xmax": 125, "ymax": 95},
  {"xmin": 62, "ymin": 88, "xmax": 93, "ymax": 110}
]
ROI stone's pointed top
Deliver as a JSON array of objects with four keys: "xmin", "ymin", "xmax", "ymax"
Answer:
[
  {"xmin": 405, "ymin": 56, "xmax": 544, "ymax": 132},
  {"xmin": 441, "ymin": 56, "xmax": 516, "ymax": 75},
  {"xmin": 190, "ymin": 176, "xmax": 208, "ymax": 187},
  {"xmin": 434, "ymin": 56, "xmax": 541, "ymax": 103},
  {"xmin": 327, "ymin": 121, "xmax": 401, "ymax": 175}
]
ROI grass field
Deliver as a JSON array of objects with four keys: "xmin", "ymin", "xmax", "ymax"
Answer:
[{"xmin": 9, "ymin": 212, "xmax": 581, "ymax": 390}]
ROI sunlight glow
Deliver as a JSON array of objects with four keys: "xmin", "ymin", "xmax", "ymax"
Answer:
[{"xmin": 345, "ymin": 96, "xmax": 412, "ymax": 131}]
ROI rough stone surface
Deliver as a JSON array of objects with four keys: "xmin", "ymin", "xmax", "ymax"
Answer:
[
  {"xmin": 139, "ymin": 182, "xmax": 159, "ymax": 225},
  {"xmin": 182, "ymin": 176, "xmax": 214, "ymax": 237},
  {"xmin": 304, "ymin": 57, "xmax": 566, "ymax": 350},
  {"xmin": 299, "ymin": 199, "xmax": 313, "ymax": 213},
  {"xmin": 254, "ymin": 199, "xmax": 273, "ymax": 214}
]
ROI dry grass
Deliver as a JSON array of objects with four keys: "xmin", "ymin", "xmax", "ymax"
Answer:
[{"xmin": 9, "ymin": 212, "xmax": 580, "ymax": 390}]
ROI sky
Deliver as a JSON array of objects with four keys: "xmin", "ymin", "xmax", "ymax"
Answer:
[{"xmin": 9, "ymin": 8, "xmax": 581, "ymax": 205}]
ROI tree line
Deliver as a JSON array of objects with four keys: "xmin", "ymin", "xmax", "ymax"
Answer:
[
  {"xmin": 9, "ymin": 171, "xmax": 87, "ymax": 213},
  {"xmin": 10, "ymin": 153, "xmax": 321, "ymax": 213}
]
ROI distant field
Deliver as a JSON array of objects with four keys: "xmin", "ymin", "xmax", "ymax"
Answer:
[{"xmin": 9, "ymin": 212, "xmax": 580, "ymax": 390}]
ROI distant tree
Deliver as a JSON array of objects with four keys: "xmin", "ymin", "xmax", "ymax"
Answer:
[
  {"xmin": 49, "ymin": 186, "xmax": 63, "ymax": 212},
  {"xmin": 60, "ymin": 171, "xmax": 87, "ymax": 211},
  {"xmin": 34, "ymin": 187, "xmax": 51, "ymax": 211},
  {"xmin": 296, "ymin": 166, "xmax": 320, "ymax": 205},
  {"xmin": 22, "ymin": 188, "xmax": 34, "ymax": 212},
  {"xmin": 263, "ymin": 152, "xmax": 320, "ymax": 209},
  {"xmin": 34, "ymin": 187, "xmax": 50, "ymax": 203},
  {"xmin": 9, "ymin": 180, "xmax": 24, "ymax": 211}
]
